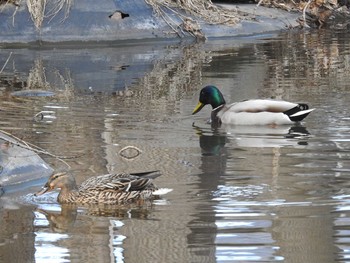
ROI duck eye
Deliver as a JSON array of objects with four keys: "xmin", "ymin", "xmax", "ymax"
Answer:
[{"xmin": 52, "ymin": 173, "xmax": 61, "ymax": 180}]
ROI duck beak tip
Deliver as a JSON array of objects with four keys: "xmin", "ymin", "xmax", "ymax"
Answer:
[
  {"xmin": 192, "ymin": 102, "xmax": 204, "ymax": 115},
  {"xmin": 34, "ymin": 187, "xmax": 50, "ymax": 197}
]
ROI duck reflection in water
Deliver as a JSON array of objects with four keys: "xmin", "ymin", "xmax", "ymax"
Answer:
[
  {"xmin": 193, "ymin": 121, "xmax": 311, "ymax": 150},
  {"xmin": 197, "ymin": 128, "xmax": 228, "ymax": 157},
  {"xmin": 223, "ymin": 124, "xmax": 311, "ymax": 148},
  {"xmin": 36, "ymin": 202, "xmax": 155, "ymax": 233},
  {"xmin": 36, "ymin": 205, "xmax": 78, "ymax": 233},
  {"xmin": 191, "ymin": 122, "xmax": 311, "ymax": 193},
  {"xmin": 193, "ymin": 124, "xmax": 228, "ymax": 187},
  {"xmin": 189, "ymin": 123, "xmax": 311, "ymax": 257}
]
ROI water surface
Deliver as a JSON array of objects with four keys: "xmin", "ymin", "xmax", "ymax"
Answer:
[{"xmin": 0, "ymin": 30, "xmax": 350, "ymax": 263}]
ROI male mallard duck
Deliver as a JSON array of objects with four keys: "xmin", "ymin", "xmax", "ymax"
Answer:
[
  {"xmin": 192, "ymin": 85, "xmax": 314, "ymax": 126},
  {"xmin": 34, "ymin": 171, "xmax": 172, "ymax": 205}
]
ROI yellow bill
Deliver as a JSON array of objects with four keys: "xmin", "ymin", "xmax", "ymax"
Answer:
[{"xmin": 192, "ymin": 102, "xmax": 205, "ymax": 115}]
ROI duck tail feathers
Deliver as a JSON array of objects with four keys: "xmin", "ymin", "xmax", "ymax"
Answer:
[
  {"xmin": 289, "ymin": 108, "xmax": 315, "ymax": 122},
  {"xmin": 283, "ymin": 103, "xmax": 309, "ymax": 116},
  {"xmin": 131, "ymin": 170, "xmax": 161, "ymax": 179},
  {"xmin": 152, "ymin": 188, "xmax": 173, "ymax": 196}
]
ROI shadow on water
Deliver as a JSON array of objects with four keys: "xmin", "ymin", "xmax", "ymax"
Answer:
[{"xmin": 0, "ymin": 30, "xmax": 350, "ymax": 262}]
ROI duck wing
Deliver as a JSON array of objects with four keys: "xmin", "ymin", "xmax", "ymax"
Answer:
[
  {"xmin": 79, "ymin": 173, "xmax": 155, "ymax": 192},
  {"xmin": 227, "ymin": 99, "xmax": 301, "ymax": 113},
  {"xmin": 129, "ymin": 170, "xmax": 161, "ymax": 179}
]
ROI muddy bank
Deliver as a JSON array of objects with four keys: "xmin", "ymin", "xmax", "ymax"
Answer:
[{"xmin": 0, "ymin": 0, "xmax": 301, "ymax": 44}]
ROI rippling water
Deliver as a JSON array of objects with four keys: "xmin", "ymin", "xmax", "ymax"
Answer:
[{"xmin": 1, "ymin": 29, "xmax": 350, "ymax": 263}]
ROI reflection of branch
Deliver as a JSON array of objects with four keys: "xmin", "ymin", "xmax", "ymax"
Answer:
[
  {"xmin": 136, "ymin": 44, "xmax": 205, "ymax": 101},
  {"xmin": 0, "ymin": 52, "xmax": 12, "ymax": 74},
  {"xmin": 28, "ymin": 59, "xmax": 50, "ymax": 89}
]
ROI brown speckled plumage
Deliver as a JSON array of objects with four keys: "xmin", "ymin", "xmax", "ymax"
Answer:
[{"xmin": 35, "ymin": 171, "xmax": 171, "ymax": 205}]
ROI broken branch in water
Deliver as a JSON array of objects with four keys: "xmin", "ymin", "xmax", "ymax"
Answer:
[{"xmin": 0, "ymin": 129, "xmax": 83, "ymax": 168}]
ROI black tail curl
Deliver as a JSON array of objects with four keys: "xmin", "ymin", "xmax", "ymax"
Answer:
[
  {"xmin": 283, "ymin": 104, "xmax": 311, "ymax": 122},
  {"xmin": 283, "ymin": 104, "xmax": 309, "ymax": 117}
]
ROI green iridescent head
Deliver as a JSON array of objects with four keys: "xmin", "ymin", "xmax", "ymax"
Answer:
[{"xmin": 192, "ymin": 85, "xmax": 226, "ymax": 115}]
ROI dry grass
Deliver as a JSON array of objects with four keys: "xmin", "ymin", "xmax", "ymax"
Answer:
[
  {"xmin": 145, "ymin": 0, "xmax": 254, "ymax": 39},
  {"xmin": 9, "ymin": 0, "xmax": 348, "ymax": 32},
  {"xmin": 26, "ymin": 0, "xmax": 46, "ymax": 29},
  {"xmin": 26, "ymin": 0, "xmax": 73, "ymax": 29},
  {"xmin": 0, "ymin": 0, "xmax": 19, "ymax": 7}
]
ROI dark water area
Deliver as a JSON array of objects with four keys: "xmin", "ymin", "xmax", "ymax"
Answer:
[{"xmin": 0, "ymin": 29, "xmax": 350, "ymax": 262}]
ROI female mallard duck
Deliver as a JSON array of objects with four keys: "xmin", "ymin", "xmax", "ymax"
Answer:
[
  {"xmin": 192, "ymin": 85, "xmax": 314, "ymax": 126},
  {"xmin": 34, "ymin": 171, "xmax": 172, "ymax": 205}
]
